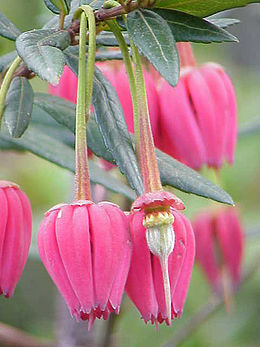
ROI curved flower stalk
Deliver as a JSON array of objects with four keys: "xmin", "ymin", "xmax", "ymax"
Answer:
[
  {"xmin": 38, "ymin": 6, "xmax": 131, "ymax": 328},
  {"xmin": 0, "ymin": 181, "xmax": 32, "ymax": 298},
  {"xmin": 158, "ymin": 42, "xmax": 237, "ymax": 170},
  {"xmin": 192, "ymin": 207, "xmax": 243, "ymax": 295}
]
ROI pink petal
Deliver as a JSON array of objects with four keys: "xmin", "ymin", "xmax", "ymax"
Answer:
[
  {"xmin": 55, "ymin": 204, "xmax": 94, "ymax": 314},
  {"xmin": 200, "ymin": 64, "xmax": 231, "ymax": 168},
  {"xmin": 38, "ymin": 210, "xmax": 81, "ymax": 317},
  {"xmin": 0, "ymin": 189, "xmax": 8, "ymax": 274},
  {"xmin": 186, "ymin": 69, "xmax": 220, "ymax": 167},
  {"xmin": 193, "ymin": 213, "xmax": 219, "ymax": 290},
  {"xmin": 172, "ymin": 213, "xmax": 195, "ymax": 317},
  {"xmin": 159, "ymin": 77, "xmax": 206, "ymax": 170},
  {"xmin": 88, "ymin": 204, "xmax": 114, "ymax": 311},
  {"xmin": 49, "ymin": 66, "xmax": 78, "ymax": 103},
  {"xmin": 0, "ymin": 189, "xmax": 26, "ymax": 297},
  {"xmin": 100, "ymin": 203, "xmax": 132, "ymax": 312},
  {"xmin": 215, "ymin": 208, "xmax": 243, "ymax": 286},
  {"xmin": 125, "ymin": 211, "xmax": 158, "ymax": 322}
]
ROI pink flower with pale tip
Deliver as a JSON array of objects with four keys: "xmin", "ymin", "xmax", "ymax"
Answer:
[
  {"xmin": 0, "ymin": 181, "xmax": 32, "ymax": 298},
  {"xmin": 192, "ymin": 207, "xmax": 243, "ymax": 293},
  {"xmin": 126, "ymin": 192, "xmax": 195, "ymax": 326},
  {"xmin": 158, "ymin": 63, "xmax": 237, "ymax": 170},
  {"xmin": 38, "ymin": 200, "xmax": 132, "ymax": 328}
]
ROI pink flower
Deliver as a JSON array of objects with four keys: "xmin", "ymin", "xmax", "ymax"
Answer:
[
  {"xmin": 192, "ymin": 207, "xmax": 243, "ymax": 293},
  {"xmin": 49, "ymin": 66, "xmax": 78, "ymax": 103},
  {"xmin": 38, "ymin": 200, "xmax": 132, "ymax": 328},
  {"xmin": 126, "ymin": 192, "xmax": 195, "ymax": 326},
  {"xmin": 158, "ymin": 63, "xmax": 237, "ymax": 170},
  {"xmin": 0, "ymin": 180, "xmax": 32, "ymax": 298}
]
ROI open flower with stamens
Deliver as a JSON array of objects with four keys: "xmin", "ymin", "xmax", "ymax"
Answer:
[
  {"xmin": 0, "ymin": 180, "xmax": 32, "ymax": 298},
  {"xmin": 38, "ymin": 200, "xmax": 131, "ymax": 328},
  {"xmin": 126, "ymin": 191, "xmax": 195, "ymax": 326}
]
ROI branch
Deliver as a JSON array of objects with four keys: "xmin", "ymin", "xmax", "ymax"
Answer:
[
  {"xmin": 161, "ymin": 257, "xmax": 260, "ymax": 347},
  {"xmin": 0, "ymin": 322, "xmax": 54, "ymax": 347}
]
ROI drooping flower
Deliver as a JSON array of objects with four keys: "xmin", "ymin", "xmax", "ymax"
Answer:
[
  {"xmin": 0, "ymin": 180, "xmax": 32, "ymax": 298},
  {"xmin": 125, "ymin": 191, "xmax": 195, "ymax": 325},
  {"xmin": 192, "ymin": 207, "xmax": 243, "ymax": 295},
  {"xmin": 38, "ymin": 200, "xmax": 132, "ymax": 328},
  {"xmin": 158, "ymin": 46, "xmax": 237, "ymax": 170}
]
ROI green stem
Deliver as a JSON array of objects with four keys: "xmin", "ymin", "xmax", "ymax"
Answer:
[
  {"xmin": 0, "ymin": 56, "xmax": 21, "ymax": 126},
  {"xmin": 131, "ymin": 43, "xmax": 162, "ymax": 192},
  {"xmin": 105, "ymin": 20, "xmax": 139, "ymax": 143},
  {"xmin": 74, "ymin": 6, "xmax": 96, "ymax": 201}
]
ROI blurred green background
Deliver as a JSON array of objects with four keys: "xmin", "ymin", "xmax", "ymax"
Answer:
[{"xmin": 0, "ymin": 1, "xmax": 259, "ymax": 346}]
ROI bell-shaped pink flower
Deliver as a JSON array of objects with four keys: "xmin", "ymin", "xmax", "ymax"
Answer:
[
  {"xmin": 0, "ymin": 180, "xmax": 32, "ymax": 298},
  {"xmin": 38, "ymin": 200, "xmax": 132, "ymax": 328},
  {"xmin": 192, "ymin": 207, "xmax": 243, "ymax": 293},
  {"xmin": 158, "ymin": 63, "xmax": 237, "ymax": 170},
  {"xmin": 126, "ymin": 191, "xmax": 195, "ymax": 326}
]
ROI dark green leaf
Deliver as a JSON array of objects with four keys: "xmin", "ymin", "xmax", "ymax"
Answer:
[
  {"xmin": 4, "ymin": 77, "xmax": 34, "ymax": 138},
  {"xmin": 44, "ymin": 0, "xmax": 60, "ymax": 14},
  {"xmin": 0, "ymin": 122, "xmax": 136, "ymax": 200},
  {"xmin": 153, "ymin": 9, "xmax": 238, "ymax": 43},
  {"xmin": 208, "ymin": 18, "xmax": 240, "ymax": 29},
  {"xmin": 0, "ymin": 11, "xmax": 21, "ymax": 40},
  {"xmin": 155, "ymin": 0, "xmax": 259, "ymax": 18},
  {"xmin": 33, "ymin": 93, "xmax": 114, "ymax": 161},
  {"xmin": 127, "ymin": 9, "xmax": 179, "ymax": 87},
  {"xmin": 0, "ymin": 51, "xmax": 17, "ymax": 72},
  {"xmin": 16, "ymin": 29, "xmax": 70, "ymax": 85},
  {"xmin": 33, "ymin": 92, "xmax": 233, "ymax": 204},
  {"xmin": 96, "ymin": 32, "xmax": 130, "ymax": 46},
  {"xmin": 156, "ymin": 149, "xmax": 234, "ymax": 205}
]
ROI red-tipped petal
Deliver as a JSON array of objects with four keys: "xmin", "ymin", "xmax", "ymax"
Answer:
[
  {"xmin": 125, "ymin": 211, "xmax": 158, "ymax": 322},
  {"xmin": 55, "ymin": 204, "xmax": 94, "ymax": 313}
]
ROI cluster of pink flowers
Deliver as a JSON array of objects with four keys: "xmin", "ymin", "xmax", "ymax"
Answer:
[{"xmin": 0, "ymin": 45, "xmax": 243, "ymax": 333}]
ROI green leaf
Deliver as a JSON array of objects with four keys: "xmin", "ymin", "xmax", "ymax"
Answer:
[
  {"xmin": 208, "ymin": 18, "xmax": 240, "ymax": 29},
  {"xmin": 33, "ymin": 92, "xmax": 233, "ymax": 205},
  {"xmin": 4, "ymin": 77, "xmax": 34, "ymax": 138},
  {"xmin": 16, "ymin": 29, "xmax": 71, "ymax": 85},
  {"xmin": 0, "ymin": 122, "xmax": 136, "ymax": 200},
  {"xmin": 0, "ymin": 11, "xmax": 21, "ymax": 40},
  {"xmin": 96, "ymin": 32, "xmax": 130, "ymax": 47},
  {"xmin": 153, "ymin": 9, "xmax": 238, "ymax": 43},
  {"xmin": 64, "ymin": 50, "xmax": 144, "ymax": 195},
  {"xmin": 127, "ymin": 9, "xmax": 179, "ymax": 87},
  {"xmin": 155, "ymin": 0, "xmax": 259, "ymax": 18},
  {"xmin": 44, "ymin": 0, "xmax": 72, "ymax": 14},
  {"xmin": 156, "ymin": 149, "xmax": 234, "ymax": 205},
  {"xmin": 0, "ymin": 51, "xmax": 17, "ymax": 72}
]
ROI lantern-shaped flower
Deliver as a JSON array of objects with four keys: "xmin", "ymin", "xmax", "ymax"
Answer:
[
  {"xmin": 158, "ymin": 45, "xmax": 237, "ymax": 170},
  {"xmin": 0, "ymin": 180, "xmax": 32, "ymax": 298},
  {"xmin": 38, "ymin": 200, "xmax": 131, "ymax": 327},
  {"xmin": 126, "ymin": 192, "xmax": 195, "ymax": 325},
  {"xmin": 192, "ymin": 207, "xmax": 243, "ymax": 295}
]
